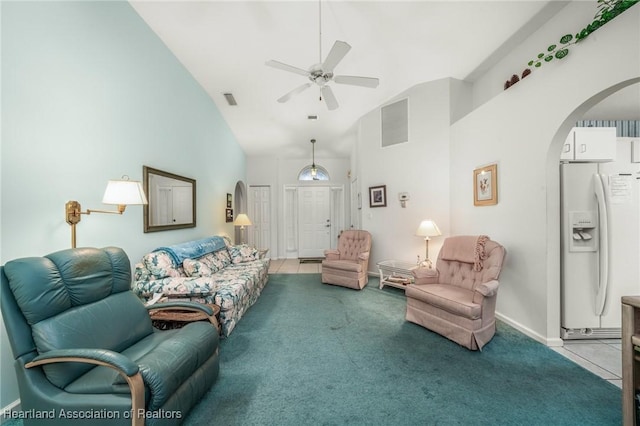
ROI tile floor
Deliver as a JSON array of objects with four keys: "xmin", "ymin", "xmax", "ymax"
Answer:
[
  {"xmin": 269, "ymin": 258, "xmax": 322, "ymax": 274},
  {"xmin": 268, "ymin": 258, "xmax": 622, "ymax": 389},
  {"xmin": 552, "ymin": 339, "xmax": 622, "ymax": 389}
]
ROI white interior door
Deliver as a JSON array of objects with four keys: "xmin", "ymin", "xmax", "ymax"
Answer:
[
  {"xmin": 248, "ymin": 185, "xmax": 272, "ymax": 253},
  {"xmin": 298, "ymin": 187, "xmax": 331, "ymax": 258}
]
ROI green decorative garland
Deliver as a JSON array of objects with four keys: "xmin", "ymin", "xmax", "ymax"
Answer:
[{"xmin": 504, "ymin": 0, "xmax": 639, "ymax": 90}]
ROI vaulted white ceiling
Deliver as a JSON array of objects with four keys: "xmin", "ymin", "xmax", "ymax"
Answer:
[{"xmin": 130, "ymin": 1, "xmax": 559, "ymax": 158}]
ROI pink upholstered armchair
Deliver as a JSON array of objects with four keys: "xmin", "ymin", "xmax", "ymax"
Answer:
[
  {"xmin": 406, "ymin": 235, "xmax": 505, "ymax": 350},
  {"xmin": 321, "ymin": 230, "xmax": 372, "ymax": 290}
]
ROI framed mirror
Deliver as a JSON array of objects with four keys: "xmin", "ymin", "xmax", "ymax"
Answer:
[{"xmin": 143, "ymin": 166, "xmax": 196, "ymax": 233}]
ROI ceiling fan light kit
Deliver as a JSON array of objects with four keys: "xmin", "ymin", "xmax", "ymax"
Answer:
[{"xmin": 265, "ymin": 1, "xmax": 379, "ymax": 110}]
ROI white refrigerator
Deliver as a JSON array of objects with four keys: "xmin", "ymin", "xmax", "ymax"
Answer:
[{"xmin": 561, "ymin": 139, "xmax": 640, "ymax": 339}]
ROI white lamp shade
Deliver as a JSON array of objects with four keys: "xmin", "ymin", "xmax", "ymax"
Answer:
[
  {"xmin": 416, "ymin": 220, "xmax": 441, "ymax": 238},
  {"xmin": 234, "ymin": 213, "xmax": 252, "ymax": 227},
  {"xmin": 102, "ymin": 179, "xmax": 148, "ymax": 205}
]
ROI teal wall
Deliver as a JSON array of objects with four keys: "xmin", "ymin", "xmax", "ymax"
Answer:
[{"xmin": 1, "ymin": 1, "xmax": 246, "ymax": 408}]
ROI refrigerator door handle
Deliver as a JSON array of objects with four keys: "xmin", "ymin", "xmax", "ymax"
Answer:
[{"xmin": 593, "ymin": 173, "xmax": 609, "ymax": 316}]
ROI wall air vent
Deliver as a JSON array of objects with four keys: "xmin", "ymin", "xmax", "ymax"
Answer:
[
  {"xmin": 307, "ymin": 115, "xmax": 318, "ymax": 121},
  {"xmin": 223, "ymin": 93, "xmax": 237, "ymax": 106}
]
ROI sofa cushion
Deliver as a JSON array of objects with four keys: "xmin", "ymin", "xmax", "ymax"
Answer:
[
  {"xmin": 143, "ymin": 251, "xmax": 183, "ymax": 279},
  {"xmin": 405, "ymin": 284, "xmax": 481, "ymax": 320},
  {"xmin": 228, "ymin": 244, "xmax": 259, "ymax": 264},
  {"xmin": 183, "ymin": 248, "xmax": 236, "ymax": 277},
  {"xmin": 183, "ymin": 258, "xmax": 214, "ymax": 277},
  {"xmin": 215, "ymin": 248, "xmax": 232, "ymax": 268},
  {"xmin": 321, "ymin": 259, "xmax": 363, "ymax": 273},
  {"xmin": 134, "ymin": 276, "xmax": 217, "ymax": 298}
]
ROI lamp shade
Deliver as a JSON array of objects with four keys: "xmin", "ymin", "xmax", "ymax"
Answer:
[
  {"xmin": 102, "ymin": 179, "xmax": 148, "ymax": 205},
  {"xmin": 416, "ymin": 220, "xmax": 441, "ymax": 238},
  {"xmin": 234, "ymin": 213, "xmax": 252, "ymax": 227}
]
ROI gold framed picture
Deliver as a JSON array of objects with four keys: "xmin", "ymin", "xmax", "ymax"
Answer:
[{"xmin": 473, "ymin": 164, "xmax": 497, "ymax": 206}]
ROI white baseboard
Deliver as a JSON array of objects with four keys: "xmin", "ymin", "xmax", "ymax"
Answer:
[
  {"xmin": 1, "ymin": 399, "xmax": 21, "ymax": 424},
  {"xmin": 496, "ymin": 312, "xmax": 563, "ymax": 347}
]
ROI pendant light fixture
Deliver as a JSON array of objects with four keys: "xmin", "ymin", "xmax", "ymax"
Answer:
[{"xmin": 310, "ymin": 139, "xmax": 318, "ymax": 179}]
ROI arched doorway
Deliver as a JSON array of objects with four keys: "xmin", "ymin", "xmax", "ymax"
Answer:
[{"xmin": 545, "ymin": 78, "xmax": 640, "ymax": 343}]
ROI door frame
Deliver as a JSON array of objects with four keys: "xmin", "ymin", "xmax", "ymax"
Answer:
[
  {"xmin": 297, "ymin": 186, "xmax": 332, "ymax": 258},
  {"xmin": 283, "ymin": 183, "xmax": 345, "ymax": 258}
]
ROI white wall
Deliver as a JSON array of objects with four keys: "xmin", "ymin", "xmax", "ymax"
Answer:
[
  {"xmin": 1, "ymin": 1, "xmax": 246, "ymax": 410},
  {"xmin": 449, "ymin": 4, "xmax": 640, "ymax": 343},
  {"xmin": 352, "ymin": 2, "xmax": 639, "ymax": 345},
  {"xmin": 356, "ymin": 79, "xmax": 454, "ymax": 271}
]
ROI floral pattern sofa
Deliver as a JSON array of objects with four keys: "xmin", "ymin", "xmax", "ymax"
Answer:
[{"xmin": 132, "ymin": 236, "xmax": 269, "ymax": 337}]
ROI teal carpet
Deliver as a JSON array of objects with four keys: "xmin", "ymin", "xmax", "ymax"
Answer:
[
  {"xmin": 183, "ymin": 274, "xmax": 621, "ymax": 425},
  {"xmin": 4, "ymin": 274, "xmax": 621, "ymax": 425}
]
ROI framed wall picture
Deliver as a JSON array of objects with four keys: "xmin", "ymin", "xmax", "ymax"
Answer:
[
  {"xmin": 369, "ymin": 185, "xmax": 387, "ymax": 207},
  {"xmin": 473, "ymin": 164, "xmax": 498, "ymax": 206},
  {"xmin": 225, "ymin": 208, "xmax": 233, "ymax": 222},
  {"xmin": 226, "ymin": 193, "xmax": 232, "ymax": 208}
]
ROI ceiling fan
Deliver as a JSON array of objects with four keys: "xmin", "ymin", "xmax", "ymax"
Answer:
[{"xmin": 265, "ymin": 2, "xmax": 379, "ymax": 110}]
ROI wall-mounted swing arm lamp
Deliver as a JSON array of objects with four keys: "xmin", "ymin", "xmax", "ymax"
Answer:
[{"xmin": 65, "ymin": 176, "xmax": 148, "ymax": 248}]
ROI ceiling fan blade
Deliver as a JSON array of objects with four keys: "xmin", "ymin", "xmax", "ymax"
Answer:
[
  {"xmin": 265, "ymin": 60, "xmax": 310, "ymax": 77},
  {"xmin": 334, "ymin": 75, "xmax": 380, "ymax": 88},
  {"xmin": 321, "ymin": 86, "xmax": 339, "ymax": 110},
  {"xmin": 322, "ymin": 41, "xmax": 351, "ymax": 73},
  {"xmin": 277, "ymin": 83, "xmax": 312, "ymax": 103}
]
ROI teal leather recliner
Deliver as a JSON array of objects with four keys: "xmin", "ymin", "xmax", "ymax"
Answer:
[{"xmin": 1, "ymin": 247, "xmax": 220, "ymax": 426}]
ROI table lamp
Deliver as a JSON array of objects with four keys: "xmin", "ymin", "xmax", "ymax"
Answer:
[
  {"xmin": 234, "ymin": 213, "xmax": 252, "ymax": 244},
  {"xmin": 415, "ymin": 220, "xmax": 441, "ymax": 268}
]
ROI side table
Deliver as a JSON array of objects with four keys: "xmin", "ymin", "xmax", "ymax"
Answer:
[
  {"xmin": 377, "ymin": 260, "xmax": 419, "ymax": 290},
  {"xmin": 149, "ymin": 303, "xmax": 221, "ymax": 334}
]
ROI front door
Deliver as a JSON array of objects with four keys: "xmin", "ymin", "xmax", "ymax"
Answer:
[{"xmin": 298, "ymin": 186, "xmax": 331, "ymax": 258}]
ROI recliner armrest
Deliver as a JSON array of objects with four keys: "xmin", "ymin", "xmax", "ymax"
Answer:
[
  {"xmin": 27, "ymin": 348, "xmax": 139, "ymax": 376},
  {"xmin": 27, "ymin": 349, "xmax": 145, "ymax": 425},
  {"xmin": 474, "ymin": 280, "xmax": 500, "ymax": 298}
]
